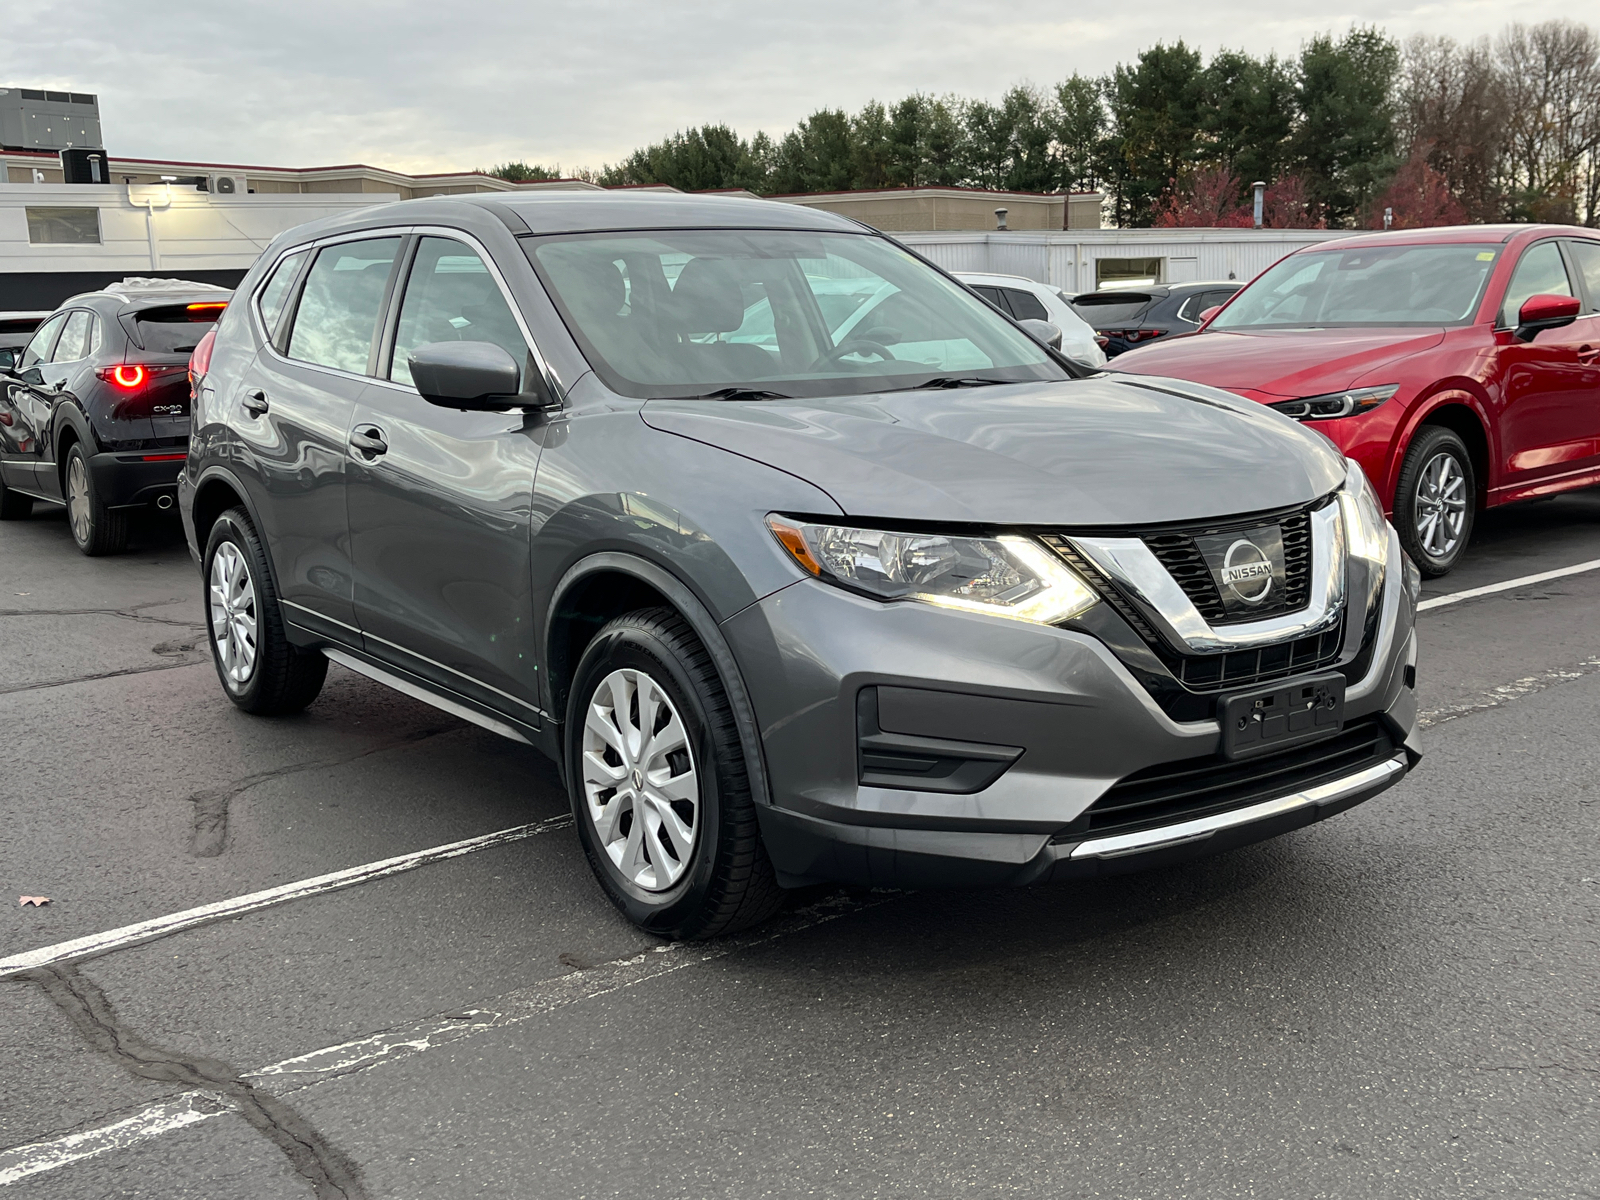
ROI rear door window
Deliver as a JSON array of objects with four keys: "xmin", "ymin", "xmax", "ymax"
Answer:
[
  {"xmin": 19, "ymin": 313, "xmax": 65, "ymax": 370},
  {"xmin": 51, "ymin": 311, "xmax": 92, "ymax": 362},
  {"xmin": 969, "ymin": 285, "xmax": 1010, "ymax": 315},
  {"xmin": 257, "ymin": 249, "xmax": 308, "ymax": 340},
  {"xmin": 388, "ymin": 237, "xmax": 530, "ymax": 387},
  {"xmin": 1001, "ymin": 287, "xmax": 1049, "ymax": 322},
  {"xmin": 287, "ymin": 237, "xmax": 402, "ymax": 374},
  {"xmin": 1501, "ymin": 242, "xmax": 1573, "ymax": 326}
]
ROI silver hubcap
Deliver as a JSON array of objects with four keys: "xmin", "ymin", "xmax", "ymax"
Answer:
[
  {"xmin": 208, "ymin": 542, "xmax": 258, "ymax": 685},
  {"xmin": 66, "ymin": 456, "xmax": 91, "ymax": 545},
  {"xmin": 581, "ymin": 668, "xmax": 699, "ymax": 892},
  {"xmin": 1414, "ymin": 451, "xmax": 1468, "ymax": 560}
]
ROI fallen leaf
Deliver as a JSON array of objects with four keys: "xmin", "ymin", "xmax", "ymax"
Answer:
[
  {"xmin": 13, "ymin": 592, "xmax": 29, "ymax": 597},
  {"xmin": 19, "ymin": 896, "xmax": 50, "ymax": 907}
]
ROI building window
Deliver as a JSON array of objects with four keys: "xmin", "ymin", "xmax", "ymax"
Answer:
[
  {"xmin": 1096, "ymin": 257, "xmax": 1163, "ymax": 288},
  {"xmin": 26, "ymin": 207, "xmax": 101, "ymax": 245}
]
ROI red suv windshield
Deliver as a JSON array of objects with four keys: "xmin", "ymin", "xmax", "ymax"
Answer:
[{"xmin": 1213, "ymin": 243, "xmax": 1502, "ymax": 330}]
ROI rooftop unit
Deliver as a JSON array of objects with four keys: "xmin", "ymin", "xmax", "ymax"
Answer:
[{"xmin": 0, "ymin": 87, "xmax": 102, "ymax": 152}]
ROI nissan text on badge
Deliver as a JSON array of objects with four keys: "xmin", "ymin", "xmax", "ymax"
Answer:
[{"xmin": 179, "ymin": 191, "xmax": 1423, "ymax": 938}]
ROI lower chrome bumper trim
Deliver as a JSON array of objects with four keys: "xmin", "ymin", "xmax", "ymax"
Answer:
[{"xmin": 1069, "ymin": 752, "xmax": 1407, "ymax": 860}]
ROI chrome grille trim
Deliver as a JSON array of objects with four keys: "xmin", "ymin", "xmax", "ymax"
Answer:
[{"xmin": 1067, "ymin": 501, "xmax": 1347, "ymax": 653}]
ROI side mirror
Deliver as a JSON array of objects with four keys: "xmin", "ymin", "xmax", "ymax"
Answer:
[
  {"xmin": 1515, "ymin": 293, "xmax": 1580, "ymax": 342},
  {"xmin": 1198, "ymin": 306, "xmax": 1222, "ymax": 324},
  {"xmin": 0, "ymin": 348, "xmax": 16, "ymax": 372},
  {"xmin": 407, "ymin": 341, "xmax": 557, "ymax": 412},
  {"xmin": 1018, "ymin": 319, "xmax": 1063, "ymax": 351}
]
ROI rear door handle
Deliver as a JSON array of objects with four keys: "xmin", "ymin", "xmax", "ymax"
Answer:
[
  {"xmin": 349, "ymin": 426, "xmax": 388, "ymax": 457},
  {"xmin": 242, "ymin": 389, "xmax": 269, "ymax": 416}
]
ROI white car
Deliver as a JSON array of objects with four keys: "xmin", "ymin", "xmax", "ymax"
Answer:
[{"xmin": 954, "ymin": 272, "xmax": 1107, "ymax": 368}]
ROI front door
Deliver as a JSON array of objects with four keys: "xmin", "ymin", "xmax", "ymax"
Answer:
[
  {"xmin": 345, "ymin": 235, "xmax": 543, "ymax": 720},
  {"xmin": 234, "ymin": 235, "xmax": 403, "ymax": 638},
  {"xmin": 1494, "ymin": 239, "xmax": 1599, "ymax": 490},
  {"xmin": 1, "ymin": 313, "xmax": 65, "ymax": 493}
]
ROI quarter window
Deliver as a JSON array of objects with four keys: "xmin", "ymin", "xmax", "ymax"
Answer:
[
  {"xmin": 1501, "ymin": 242, "xmax": 1573, "ymax": 326},
  {"xmin": 286, "ymin": 237, "xmax": 402, "ymax": 375},
  {"xmin": 389, "ymin": 238, "xmax": 530, "ymax": 387},
  {"xmin": 52, "ymin": 311, "xmax": 92, "ymax": 362},
  {"xmin": 1001, "ymin": 287, "xmax": 1050, "ymax": 322},
  {"xmin": 19, "ymin": 313, "xmax": 65, "ymax": 370},
  {"xmin": 257, "ymin": 249, "xmax": 308, "ymax": 341}
]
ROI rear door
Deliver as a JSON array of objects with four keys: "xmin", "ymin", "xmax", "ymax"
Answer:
[
  {"xmin": 344, "ymin": 233, "xmax": 542, "ymax": 720},
  {"xmin": 1493, "ymin": 239, "xmax": 1597, "ymax": 489},
  {"xmin": 233, "ymin": 234, "xmax": 403, "ymax": 638},
  {"xmin": 1, "ymin": 313, "xmax": 65, "ymax": 493}
]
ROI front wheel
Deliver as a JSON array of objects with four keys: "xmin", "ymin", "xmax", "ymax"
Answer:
[
  {"xmin": 566, "ymin": 607, "xmax": 784, "ymax": 939},
  {"xmin": 1394, "ymin": 426, "xmax": 1475, "ymax": 577},
  {"xmin": 203, "ymin": 507, "xmax": 327, "ymax": 714}
]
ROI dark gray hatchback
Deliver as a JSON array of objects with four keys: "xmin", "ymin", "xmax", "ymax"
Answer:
[{"xmin": 181, "ymin": 191, "xmax": 1422, "ymax": 938}]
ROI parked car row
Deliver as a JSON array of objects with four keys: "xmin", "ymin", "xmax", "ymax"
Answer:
[
  {"xmin": 21, "ymin": 200, "xmax": 1596, "ymax": 940},
  {"xmin": 1071, "ymin": 281, "xmax": 1243, "ymax": 357}
]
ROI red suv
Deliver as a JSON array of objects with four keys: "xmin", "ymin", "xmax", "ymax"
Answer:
[{"xmin": 1112, "ymin": 225, "xmax": 1600, "ymax": 575}]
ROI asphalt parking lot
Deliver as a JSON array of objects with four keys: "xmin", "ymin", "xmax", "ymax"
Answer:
[{"xmin": 2, "ymin": 495, "xmax": 1598, "ymax": 1200}]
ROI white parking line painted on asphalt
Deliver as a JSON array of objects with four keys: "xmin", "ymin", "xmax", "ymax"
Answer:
[
  {"xmin": 1418, "ymin": 557, "xmax": 1600, "ymax": 612},
  {"xmin": 0, "ymin": 893, "xmax": 878, "ymax": 1187},
  {"xmin": 0, "ymin": 815, "xmax": 572, "ymax": 980}
]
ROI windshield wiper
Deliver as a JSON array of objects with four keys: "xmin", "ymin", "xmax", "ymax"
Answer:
[
  {"xmin": 888, "ymin": 376, "xmax": 1007, "ymax": 392},
  {"xmin": 676, "ymin": 387, "xmax": 793, "ymax": 402}
]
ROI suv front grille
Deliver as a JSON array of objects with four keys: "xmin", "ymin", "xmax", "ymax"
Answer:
[
  {"xmin": 1138, "ymin": 505, "xmax": 1316, "ymax": 625},
  {"xmin": 1051, "ymin": 716, "xmax": 1396, "ymax": 842},
  {"xmin": 1172, "ymin": 616, "xmax": 1343, "ymax": 692}
]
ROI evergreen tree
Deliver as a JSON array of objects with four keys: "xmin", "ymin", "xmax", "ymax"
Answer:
[{"xmin": 1293, "ymin": 27, "xmax": 1401, "ymax": 224}]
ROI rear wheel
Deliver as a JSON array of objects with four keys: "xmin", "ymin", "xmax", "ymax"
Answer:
[
  {"xmin": 203, "ymin": 507, "xmax": 327, "ymax": 715},
  {"xmin": 0, "ymin": 482, "xmax": 32, "ymax": 520},
  {"xmin": 1394, "ymin": 427, "xmax": 1475, "ymax": 577},
  {"xmin": 566, "ymin": 607, "xmax": 784, "ymax": 939},
  {"xmin": 64, "ymin": 443, "xmax": 129, "ymax": 556}
]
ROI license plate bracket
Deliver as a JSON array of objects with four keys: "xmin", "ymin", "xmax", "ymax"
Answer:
[{"xmin": 1219, "ymin": 672, "xmax": 1345, "ymax": 760}]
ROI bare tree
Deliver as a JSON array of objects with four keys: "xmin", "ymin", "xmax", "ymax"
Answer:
[
  {"xmin": 1496, "ymin": 20, "xmax": 1600, "ymax": 224},
  {"xmin": 1397, "ymin": 34, "xmax": 1508, "ymax": 221}
]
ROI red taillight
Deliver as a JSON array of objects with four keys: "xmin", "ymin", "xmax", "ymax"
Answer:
[
  {"xmin": 186, "ymin": 301, "xmax": 228, "ymax": 314},
  {"xmin": 97, "ymin": 364, "xmax": 148, "ymax": 389},
  {"xmin": 189, "ymin": 328, "xmax": 217, "ymax": 395}
]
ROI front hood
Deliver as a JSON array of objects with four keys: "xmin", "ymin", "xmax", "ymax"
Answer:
[
  {"xmin": 642, "ymin": 376, "xmax": 1346, "ymax": 527},
  {"xmin": 1113, "ymin": 328, "xmax": 1446, "ymax": 397}
]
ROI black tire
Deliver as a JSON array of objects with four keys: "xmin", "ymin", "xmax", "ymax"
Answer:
[
  {"xmin": 202, "ymin": 507, "xmax": 327, "ymax": 715},
  {"xmin": 0, "ymin": 482, "xmax": 32, "ymax": 520},
  {"xmin": 1393, "ymin": 426, "xmax": 1476, "ymax": 577},
  {"xmin": 565, "ymin": 607, "xmax": 785, "ymax": 940},
  {"xmin": 63, "ymin": 442, "xmax": 129, "ymax": 556}
]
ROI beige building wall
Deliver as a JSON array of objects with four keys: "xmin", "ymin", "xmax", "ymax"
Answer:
[{"xmin": 775, "ymin": 188, "xmax": 1104, "ymax": 231}]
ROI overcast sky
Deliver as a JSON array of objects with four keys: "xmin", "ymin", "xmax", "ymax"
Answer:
[{"xmin": 0, "ymin": 0, "xmax": 1581, "ymax": 175}]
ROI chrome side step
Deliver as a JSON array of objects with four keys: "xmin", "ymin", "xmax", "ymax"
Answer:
[
  {"xmin": 322, "ymin": 647, "xmax": 533, "ymax": 746},
  {"xmin": 1069, "ymin": 753, "xmax": 1407, "ymax": 860}
]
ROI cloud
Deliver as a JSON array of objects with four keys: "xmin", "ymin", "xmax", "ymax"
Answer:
[{"xmin": 0, "ymin": 0, "xmax": 1576, "ymax": 173}]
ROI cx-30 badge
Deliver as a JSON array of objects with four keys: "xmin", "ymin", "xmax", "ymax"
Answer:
[{"xmin": 1220, "ymin": 538, "xmax": 1274, "ymax": 604}]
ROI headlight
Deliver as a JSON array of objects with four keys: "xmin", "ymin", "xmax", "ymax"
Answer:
[
  {"xmin": 767, "ymin": 516, "xmax": 1098, "ymax": 624},
  {"xmin": 1339, "ymin": 459, "xmax": 1390, "ymax": 619},
  {"xmin": 1270, "ymin": 384, "xmax": 1398, "ymax": 421}
]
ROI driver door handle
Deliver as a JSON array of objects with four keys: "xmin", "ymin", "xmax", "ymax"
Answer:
[
  {"xmin": 349, "ymin": 425, "xmax": 388, "ymax": 457},
  {"xmin": 242, "ymin": 389, "xmax": 269, "ymax": 416}
]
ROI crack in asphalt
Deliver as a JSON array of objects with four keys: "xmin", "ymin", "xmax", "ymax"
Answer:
[
  {"xmin": 15, "ymin": 964, "xmax": 369, "ymax": 1200},
  {"xmin": 0, "ymin": 659, "xmax": 208, "ymax": 697},
  {"xmin": 185, "ymin": 724, "xmax": 459, "ymax": 857},
  {"xmin": 0, "ymin": 597, "xmax": 205, "ymax": 630}
]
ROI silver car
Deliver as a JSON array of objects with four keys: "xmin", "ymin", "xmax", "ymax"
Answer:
[{"xmin": 180, "ymin": 191, "xmax": 1422, "ymax": 939}]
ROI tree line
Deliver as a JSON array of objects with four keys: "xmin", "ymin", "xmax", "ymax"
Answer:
[{"xmin": 488, "ymin": 18, "xmax": 1600, "ymax": 229}]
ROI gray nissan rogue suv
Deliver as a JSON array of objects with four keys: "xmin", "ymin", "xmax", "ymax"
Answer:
[{"xmin": 180, "ymin": 192, "xmax": 1421, "ymax": 938}]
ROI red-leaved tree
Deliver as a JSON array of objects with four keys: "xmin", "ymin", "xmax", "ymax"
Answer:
[
  {"xmin": 1153, "ymin": 168, "xmax": 1254, "ymax": 227},
  {"xmin": 1367, "ymin": 146, "xmax": 1469, "ymax": 228}
]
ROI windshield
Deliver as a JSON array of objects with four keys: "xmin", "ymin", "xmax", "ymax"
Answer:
[
  {"xmin": 1212, "ymin": 243, "xmax": 1501, "ymax": 330},
  {"xmin": 524, "ymin": 229, "xmax": 1064, "ymax": 399}
]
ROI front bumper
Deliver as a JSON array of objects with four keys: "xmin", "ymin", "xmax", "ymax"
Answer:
[
  {"xmin": 723, "ymin": 530, "xmax": 1420, "ymax": 889},
  {"xmin": 90, "ymin": 450, "xmax": 187, "ymax": 509}
]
